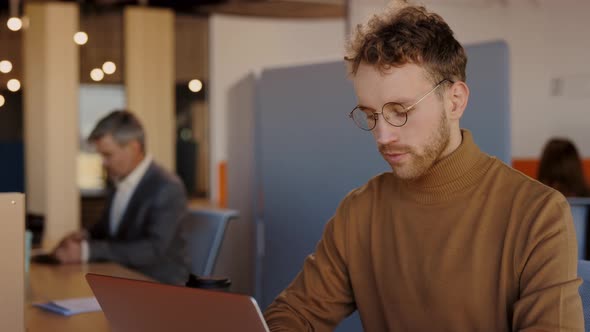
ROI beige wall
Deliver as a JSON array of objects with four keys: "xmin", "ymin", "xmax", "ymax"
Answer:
[
  {"xmin": 350, "ymin": 0, "xmax": 590, "ymax": 158},
  {"xmin": 427, "ymin": 0, "xmax": 590, "ymax": 158},
  {"xmin": 347, "ymin": 0, "xmax": 387, "ymax": 33}
]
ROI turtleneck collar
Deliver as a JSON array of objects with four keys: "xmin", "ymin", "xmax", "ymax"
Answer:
[{"xmin": 399, "ymin": 129, "xmax": 494, "ymax": 204}]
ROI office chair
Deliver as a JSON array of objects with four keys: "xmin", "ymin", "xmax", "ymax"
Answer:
[
  {"xmin": 184, "ymin": 208, "xmax": 238, "ymax": 276},
  {"xmin": 578, "ymin": 259, "xmax": 590, "ymax": 331},
  {"xmin": 569, "ymin": 198, "xmax": 590, "ymax": 259}
]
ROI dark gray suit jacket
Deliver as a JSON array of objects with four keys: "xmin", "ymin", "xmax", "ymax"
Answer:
[{"xmin": 87, "ymin": 161, "xmax": 189, "ymax": 285}]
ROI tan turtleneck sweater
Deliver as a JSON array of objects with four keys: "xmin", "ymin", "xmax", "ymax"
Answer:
[{"xmin": 264, "ymin": 130, "xmax": 583, "ymax": 331}]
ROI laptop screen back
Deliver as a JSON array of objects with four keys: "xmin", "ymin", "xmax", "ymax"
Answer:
[{"xmin": 86, "ymin": 273, "xmax": 269, "ymax": 332}]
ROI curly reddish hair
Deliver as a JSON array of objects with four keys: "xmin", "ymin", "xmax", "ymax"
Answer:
[{"xmin": 345, "ymin": 2, "xmax": 467, "ymax": 84}]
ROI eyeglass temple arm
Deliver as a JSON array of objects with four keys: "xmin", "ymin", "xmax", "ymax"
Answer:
[{"xmin": 405, "ymin": 79, "xmax": 453, "ymax": 111}]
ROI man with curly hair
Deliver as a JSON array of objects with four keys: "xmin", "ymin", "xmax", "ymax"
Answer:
[{"xmin": 264, "ymin": 1, "xmax": 583, "ymax": 331}]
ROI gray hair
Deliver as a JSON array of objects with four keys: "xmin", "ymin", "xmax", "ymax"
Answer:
[{"xmin": 88, "ymin": 110, "xmax": 146, "ymax": 151}]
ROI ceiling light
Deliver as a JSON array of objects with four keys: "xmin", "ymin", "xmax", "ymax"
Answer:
[
  {"xmin": 0, "ymin": 95, "xmax": 5, "ymax": 107},
  {"xmin": 188, "ymin": 79, "xmax": 203, "ymax": 93},
  {"xmin": 0, "ymin": 60, "xmax": 12, "ymax": 74},
  {"xmin": 74, "ymin": 32, "xmax": 89, "ymax": 45},
  {"xmin": 102, "ymin": 61, "xmax": 116, "ymax": 75},
  {"xmin": 7, "ymin": 17, "xmax": 22, "ymax": 31},
  {"xmin": 90, "ymin": 68, "xmax": 104, "ymax": 82},
  {"xmin": 7, "ymin": 79, "xmax": 20, "ymax": 92}
]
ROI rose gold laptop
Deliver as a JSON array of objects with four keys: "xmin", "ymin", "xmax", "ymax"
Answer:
[{"xmin": 86, "ymin": 273, "xmax": 269, "ymax": 332}]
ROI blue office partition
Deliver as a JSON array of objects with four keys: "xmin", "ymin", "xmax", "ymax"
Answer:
[{"xmin": 462, "ymin": 40, "xmax": 511, "ymax": 163}]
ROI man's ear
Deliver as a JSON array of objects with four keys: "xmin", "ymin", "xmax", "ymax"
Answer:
[{"xmin": 446, "ymin": 81, "xmax": 469, "ymax": 121}]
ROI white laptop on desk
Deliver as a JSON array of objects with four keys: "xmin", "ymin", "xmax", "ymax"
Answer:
[{"xmin": 86, "ymin": 273, "xmax": 270, "ymax": 332}]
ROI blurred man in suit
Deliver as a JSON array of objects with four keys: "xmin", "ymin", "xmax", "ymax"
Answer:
[{"xmin": 53, "ymin": 110, "xmax": 188, "ymax": 285}]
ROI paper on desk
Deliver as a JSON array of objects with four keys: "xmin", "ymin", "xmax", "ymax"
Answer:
[{"xmin": 33, "ymin": 297, "xmax": 102, "ymax": 316}]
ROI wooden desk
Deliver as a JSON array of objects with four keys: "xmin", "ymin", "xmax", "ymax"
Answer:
[{"xmin": 26, "ymin": 263, "xmax": 152, "ymax": 332}]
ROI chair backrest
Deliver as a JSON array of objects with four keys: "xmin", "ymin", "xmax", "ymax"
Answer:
[
  {"xmin": 578, "ymin": 259, "xmax": 590, "ymax": 331},
  {"xmin": 184, "ymin": 208, "xmax": 238, "ymax": 276},
  {"xmin": 570, "ymin": 198, "xmax": 590, "ymax": 259}
]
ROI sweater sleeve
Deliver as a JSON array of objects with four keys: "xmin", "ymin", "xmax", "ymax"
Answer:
[
  {"xmin": 512, "ymin": 191, "xmax": 583, "ymax": 331},
  {"xmin": 264, "ymin": 195, "xmax": 356, "ymax": 332}
]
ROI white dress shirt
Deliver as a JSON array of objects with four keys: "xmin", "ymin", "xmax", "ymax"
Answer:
[{"xmin": 81, "ymin": 155, "xmax": 152, "ymax": 262}]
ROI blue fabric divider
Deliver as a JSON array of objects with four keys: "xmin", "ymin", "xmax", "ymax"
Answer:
[{"xmin": 461, "ymin": 40, "xmax": 511, "ymax": 164}]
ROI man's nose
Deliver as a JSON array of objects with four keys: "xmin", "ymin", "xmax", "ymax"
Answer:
[{"xmin": 373, "ymin": 114, "xmax": 401, "ymax": 146}]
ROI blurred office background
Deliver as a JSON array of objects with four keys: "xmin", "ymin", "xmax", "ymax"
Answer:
[{"xmin": 0, "ymin": 0, "xmax": 589, "ymax": 330}]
